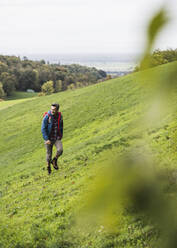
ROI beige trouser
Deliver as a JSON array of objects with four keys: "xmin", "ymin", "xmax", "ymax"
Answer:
[{"xmin": 45, "ymin": 139, "xmax": 63, "ymax": 162}]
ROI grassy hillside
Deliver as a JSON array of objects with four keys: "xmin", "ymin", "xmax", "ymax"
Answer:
[
  {"xmin": 0, "ymin": 92, "xmax": 37, "ymax": 111},
  {"xmin": 0, "ymin": 62, "xmax": 177, "ymax": 247}
]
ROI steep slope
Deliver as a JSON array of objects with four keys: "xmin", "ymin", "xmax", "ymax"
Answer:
[{"xmin": 0, "ymin": 62, "xmax": 177, "ymax": 247}]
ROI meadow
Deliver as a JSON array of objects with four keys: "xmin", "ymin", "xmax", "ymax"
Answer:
[{"xmin": 0, "ymin": 61, "xmax": 177, "ymax": 247}]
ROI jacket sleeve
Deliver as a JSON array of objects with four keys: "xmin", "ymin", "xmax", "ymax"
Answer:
[
  {"xmin": 41, "ymin": 115, "xmax": 49, "ymax": 141},
  {"xmin": 60, "ymin": 115, "xmax": 63, "ymax": 139}
]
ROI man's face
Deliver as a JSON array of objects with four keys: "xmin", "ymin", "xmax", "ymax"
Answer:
[{"xmin": 51, "ymin": 106, "xmax": 57, "ymax": 115}]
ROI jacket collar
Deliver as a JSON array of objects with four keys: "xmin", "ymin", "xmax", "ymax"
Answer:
[{"xmin": 48, "ymin": 110, "xmax": 58, "ymax": 118}]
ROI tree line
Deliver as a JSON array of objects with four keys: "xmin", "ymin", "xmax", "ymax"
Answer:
[
  {"xmin": 0, "ymin": 55, "xmax": 107, "ymax": 97},
  {"xmin": 135, "ymin": 48, "xmax": 177, "ymax": 71}
]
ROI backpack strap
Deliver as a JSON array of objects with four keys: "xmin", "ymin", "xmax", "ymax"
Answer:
[
  {"xmin": 58, "ymin": 112, "xmax": 61, "ymax": 129},
  {"xmin": 43, "ymin": 112, "xmax": 52, "ymax": 123},
  {"xmin": 58, "ymin": 112, "xmax": 62, "ymax": 137},
  {"xmin": 43, "ymin": 112, "xmax": 49, "ymax": 117}
]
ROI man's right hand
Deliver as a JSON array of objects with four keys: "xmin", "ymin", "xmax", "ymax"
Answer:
[{"xmin": 45, "ymin": 140, "xmax": 51, "ymax": 145}]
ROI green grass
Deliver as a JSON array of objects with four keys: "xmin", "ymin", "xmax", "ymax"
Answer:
[
  {"xmin": 6, "ymin": 91, "xmax": 38, "ymax": 100},
  {"xmin": 0, "ymin": 91, "xmax": 38, "ymax": 111},
  {"xmin": 0, "ymin": 62, "xmax": 177, "ymax": 247}
]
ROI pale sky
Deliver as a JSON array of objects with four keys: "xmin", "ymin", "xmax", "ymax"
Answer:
[{"xmin": 0, "ymin": 0, "xmax": 176, "ymax": 56}]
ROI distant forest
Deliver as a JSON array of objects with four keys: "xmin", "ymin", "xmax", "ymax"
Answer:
[{"xmin": 0, "ymin": 55, "xmax": 107, "ymax": 97}]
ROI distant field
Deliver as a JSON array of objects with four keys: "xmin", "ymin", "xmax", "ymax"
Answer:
[
  {"xmin": 6, "ymin": 91, "xmax": 38, "ymax": 100},
  {"xmin": 0, "ymin": 62, "xmax": 177, "ymax": 247},
  {"xmin": 0, "ymin": 91, "xmax": 37, "ymax": 110}
]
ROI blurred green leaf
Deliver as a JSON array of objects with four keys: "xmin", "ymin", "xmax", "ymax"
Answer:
[
  {"xmin": 147, "ymin": 8, "xmax": 168, "ymax": 49},
  {"xmin": 140, "ymin": 8, "xmax": 169, "ymax": 70}
]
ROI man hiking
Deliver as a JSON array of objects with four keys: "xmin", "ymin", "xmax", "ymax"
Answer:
[{"xmin": 41, "ymin": 103, "xmax": 63, "ymax": 174}]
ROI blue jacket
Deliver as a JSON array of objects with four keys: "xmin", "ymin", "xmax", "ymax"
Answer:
[{"xmin": 41, "ymin": 110, "xmax": 63, "ymax": 141}]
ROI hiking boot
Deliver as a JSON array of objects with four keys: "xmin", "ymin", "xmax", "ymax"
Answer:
[
  {"xmin": 47, "ymin": 166, "xmax": 51, "ymax": 174},
  {"xmin": 47, "ymin": 162, "xmax": 51, "ymax": 175},
  {"xmin": 51, "ymin": 157, "xmax": 59, "ymax": 170}
]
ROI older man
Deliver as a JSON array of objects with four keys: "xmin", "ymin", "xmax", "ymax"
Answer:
[{"xmin": 41, "ymin": 103, "xmax": 63, "ymax": 174}]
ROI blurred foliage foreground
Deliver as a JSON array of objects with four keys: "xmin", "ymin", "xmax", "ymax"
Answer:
[{"xmin": 75, "ymin": 8, "xmax": 177, "ymax": 248}]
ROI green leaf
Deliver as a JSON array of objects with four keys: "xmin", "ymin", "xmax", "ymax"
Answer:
[
  {"xmin": 140, "ymin": 8, "xmax": 169, "ymax": 70},
  {"xmin": 147, "ymin": 8, "xmax": 168, "ymax": 48}
]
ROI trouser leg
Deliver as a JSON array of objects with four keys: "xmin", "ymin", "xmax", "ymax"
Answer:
[
  {"xmin": 54, "ymin": 140, "xmax": 63, "ymax": 159},
  {"xmin": 45, "ymin": 143, "xmax": 53, "ymax": 162}
]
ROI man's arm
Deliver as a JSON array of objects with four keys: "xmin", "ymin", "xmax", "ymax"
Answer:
[{"xmin": 41, "ymin": 115, "xmax": 50, "ymax": 141}]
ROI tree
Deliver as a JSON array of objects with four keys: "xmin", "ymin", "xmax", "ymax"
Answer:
[
  {"xmin": 40, "ymin": 60, "xmax": 46, "ymax": 65},
  {"xmin": 0, "ymin": 72, "xmax": 16, "ymax": 96},
  {"xmin": 0, "ymin": 61, "xmax": 8, "ymax": 73},
  {"xmin": 0, "ymin": 82, "xmax": 6, "ymax": 98},
  {"xmin": 67, "ymin": 83, "xmax": 75, "ymax": 90},
  {"xmin": 41, "ymin": 80, "xmax": 54, "ymax": 95},
  {"xmin": 54, "ymin": 80, "xmax": 62, "ymax": 92},
  {"xmin": 98, "ymin": 69, "xmax": 107, "ymax": 78},
  {"xmin": 38, "ymin": 66, "xmax": 51, "ymax": 87},
  {"xmin": 17, "ymin": 69, "xmax": 38, "ymax": 91},
  {"xmin": 76, "ymin": 82, "xmax": 82, "ymax": 88},
  {"xmin": 64, "ymin": 75, "xmax": 75, "ymax": 85}
]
